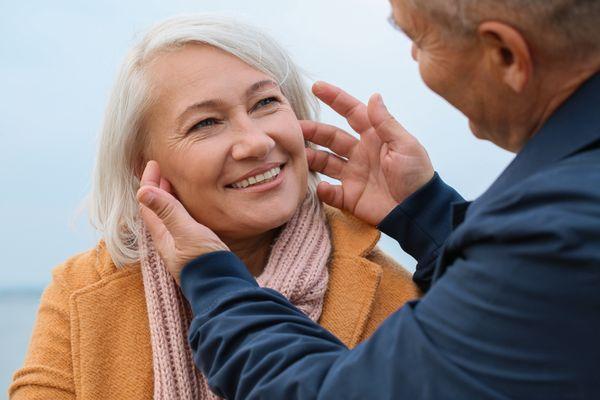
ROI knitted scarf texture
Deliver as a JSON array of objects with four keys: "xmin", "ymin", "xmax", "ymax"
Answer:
[{"xmin": 139, "ymin": 195, "xmax": 331, "ymax": 399}]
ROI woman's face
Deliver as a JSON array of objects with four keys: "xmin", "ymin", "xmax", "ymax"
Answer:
[{"xmin": 143, "ymin": 44, "xmax": 308, "ymax": 241}]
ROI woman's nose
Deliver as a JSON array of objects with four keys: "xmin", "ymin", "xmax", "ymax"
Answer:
[{"xmin": 231, "ymin": 121, "xmax": 276, "ymax": 161}]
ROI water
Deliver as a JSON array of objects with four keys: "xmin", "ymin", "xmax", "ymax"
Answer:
[{"xmin": 0, "ymin": 290, "xmax": 42, "ymax": 397}]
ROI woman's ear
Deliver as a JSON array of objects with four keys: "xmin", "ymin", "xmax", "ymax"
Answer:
[
  {"xmin": 134, "ymin": 162, "xmax": 144, "ymax": 181},
  {"xmin": 477, "ymin": 21, "xmax": 533, "ymax": 93},
  {"xmin": 134, "ymin": 132, "xmax": 155, "ymax": 180},
  {"xmin": 134, "ymin": 151, "xmax": 149, "ymax": 181}
]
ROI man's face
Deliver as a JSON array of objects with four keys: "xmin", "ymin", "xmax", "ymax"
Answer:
[{"xmin": 390, "ymin": 0, "xmax": 519, "ymax": 147}]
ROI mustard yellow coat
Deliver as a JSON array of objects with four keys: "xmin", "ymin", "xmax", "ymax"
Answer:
[{"xmin": 10, "ymin": 207, "xmax": 419, "ymax": 399}]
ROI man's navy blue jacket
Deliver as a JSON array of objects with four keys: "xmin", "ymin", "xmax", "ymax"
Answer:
[{"xmin": 181, "ymin": 73, "xmax": 600, "ymax": 399}]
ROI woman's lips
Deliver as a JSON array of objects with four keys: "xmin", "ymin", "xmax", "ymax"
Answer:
[
  {"xmin": 229, "ymin": 162, "xmax": 283, "ymax": 185},
  {"xmin": 227, "ymin": 163, "xmax": 286, "ymax": 193}
]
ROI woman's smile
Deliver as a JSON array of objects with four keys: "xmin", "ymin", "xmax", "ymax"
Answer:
[{"xmin": 227, "ymin": 162, "xmax": 286, "ymax": 193}]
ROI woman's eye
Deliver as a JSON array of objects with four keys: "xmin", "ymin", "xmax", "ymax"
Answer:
[
  {"xmin": 253, "ymin": 97, "xmax": 280, "ymax": 110},
  {"xmin": 190, "ymin": 118, "xmax": 219, "ymax": 132}
]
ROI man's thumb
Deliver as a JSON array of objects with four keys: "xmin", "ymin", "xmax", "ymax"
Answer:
[
  {"xmin": 316, "ymin": 181, "xmax": 344, "ymax": 210},
  {"xmin": 367, "ymin": 93, "xmax": 406, "ymax": 143},
  {"xmin": 137, "ymin": 186, "xmax": 185, "ymax": 236}
]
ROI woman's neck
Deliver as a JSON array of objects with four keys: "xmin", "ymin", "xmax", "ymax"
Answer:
[{"xmin": 224, "ymin": 229, "xmax": 280, "ymax": 276}]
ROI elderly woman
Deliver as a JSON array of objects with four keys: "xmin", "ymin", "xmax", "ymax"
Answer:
[{"xmin": 10, "ymin": 15, "xmax": 419, "ymax": 400}]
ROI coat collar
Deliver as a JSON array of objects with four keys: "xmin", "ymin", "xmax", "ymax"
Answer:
[
  {"xmin": 319, "ymin": 206, "xmax": 383, "ymax": 348},
  {"xmin": 324, "ymin": 206, "xmax": 381, "ymax": 258},
  {"xmin": 475, "ymin": 72, "xmax": 600, "ymax": 210}
]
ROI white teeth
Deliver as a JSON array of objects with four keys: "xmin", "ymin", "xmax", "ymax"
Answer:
[{"xmin": 231, "ymin": 166, "xmax": 282, "ymax": 189}]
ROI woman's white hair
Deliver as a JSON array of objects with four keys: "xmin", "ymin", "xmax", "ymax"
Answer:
[{"xmin": 89, "ymin": 14, "xmax": 320, "ymax": 267}]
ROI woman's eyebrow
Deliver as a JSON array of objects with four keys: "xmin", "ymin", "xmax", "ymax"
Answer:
[
  {"xmin": 176, "ymin": 99, "xmax": 225, "ymax": 128},
  {"xmin": 246, "ymin": 79, "xmax": 279, "ymax": 97},
  {"xmin": 175, "ymin": 79, "xmax": 279, "ymax": 129}
]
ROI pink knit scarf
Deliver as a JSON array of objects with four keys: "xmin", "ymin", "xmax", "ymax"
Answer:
[{"xmin": 138, "ymin": 195, "xmax": 331, "ymax": 399}]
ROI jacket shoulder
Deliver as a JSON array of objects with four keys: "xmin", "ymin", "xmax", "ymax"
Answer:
[
  {"xmin": 458, "ymin": 149, "xmax": 600, "ymax": 268},
  {"xmin": 486, "ymin": 151, "xmax": 600, "ymax": 224},
  {"xmin": 508, "ymin": 145, "xmax": 600, "ymax": 202},
  {"xmin": 51, "ymin": 242, "xmax": 139, "ymax": 293}
]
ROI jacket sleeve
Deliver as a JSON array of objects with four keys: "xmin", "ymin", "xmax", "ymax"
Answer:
[
  {"xmin": 181, "ymin": 252, "xmax": 506, "ymax": 400},
  {"xmin": 181, "ymin": 168, "xmax": 599, "ymax": 400},
  {"xmin": 9, "ymin": 271, "xmax": 76, "ymax": 399},
  {"xmin": 377, "ymin": 172, "xmax": 464, "ymax": 292}
]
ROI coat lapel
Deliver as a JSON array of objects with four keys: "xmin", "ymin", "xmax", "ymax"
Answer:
[{"xmin": 318, "ymin": 207, "xmax": 383, "ymax": 348}]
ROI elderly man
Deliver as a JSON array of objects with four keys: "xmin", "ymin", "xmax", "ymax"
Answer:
[{"xmin": 137, "ymin": 0, "xmax": 600, "ymax": 398}]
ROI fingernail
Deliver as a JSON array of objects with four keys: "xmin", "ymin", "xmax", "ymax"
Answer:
[
  {"xmin": 313, "ymin": 81, "xmax": 324, "ymax": 93},
  {"xmin": 374, "ymin": 93, "xmax": 388, "ymax": 110}
]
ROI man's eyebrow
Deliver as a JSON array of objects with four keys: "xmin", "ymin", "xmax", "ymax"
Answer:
[{"xmin": 387, "ymin": 13, "xmax": 412, "ymax": 39}]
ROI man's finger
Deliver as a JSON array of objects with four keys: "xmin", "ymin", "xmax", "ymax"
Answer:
[
  {"xmin": 367, "ymin": 93, "xmax": 408, "ymax": 143},
  {"xmin": 159, "ymin": 177, "xmax": 172, "ymax": 193},
  {"xmin": 306, "ymin": 147, "xmax": 346, "ymax": 180},
  {"xmin": 140, "ymin": 160, "xmax": 161, "ymax": 188},
  {"xmin": 312, "ymin": 81, "xmax": 373, "ymax": 133},
  {"xmin": 137, "ymin": 185, "xmax": 192, "ymax": 238},
  {"xmin": 139, "ymin": 204, "xmax": 169, "ymax": 244},
  {"xmin": 301, "ymin": 120, "xmax": 358, "ymax": 158},
  {"xmin": 316, "ymin": 181, "xmax": 344, "ymax": 210}
]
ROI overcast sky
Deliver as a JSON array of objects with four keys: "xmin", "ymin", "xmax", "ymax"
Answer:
[{"xmin": 0, "ymin": 0, "xmax": 513, "ymax": 290}]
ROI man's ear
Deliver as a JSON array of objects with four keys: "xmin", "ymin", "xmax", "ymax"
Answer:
[{"xmin": 477, "ymin": 21, "xmax": 533, "ymax": 93}]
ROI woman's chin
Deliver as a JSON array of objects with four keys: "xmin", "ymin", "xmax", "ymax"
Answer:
[{"xmin": 221, "ymin": 205, "xmax": 298, "ymax": 240}]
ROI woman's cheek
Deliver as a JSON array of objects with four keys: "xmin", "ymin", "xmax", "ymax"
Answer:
[{"xmin": 173, "ymin": 144, "xmax": 224, "ymax": 209}]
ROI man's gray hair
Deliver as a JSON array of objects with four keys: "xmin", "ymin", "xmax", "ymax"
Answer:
[{"xmin": 410, "ymin": 0, "xmax": 600, "ymax": 57}]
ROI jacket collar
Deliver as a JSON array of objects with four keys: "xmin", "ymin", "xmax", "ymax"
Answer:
[
  {"xmin": 319, "ymin": 206, "xmax": 383, "ymax": 348},
  {"xmin": 324, "ymin": 206, "xmax": 381, "ymax": 258},
  {"xmin": 475, "ymin": 72, "xmax": 600, "ymax": 208}
]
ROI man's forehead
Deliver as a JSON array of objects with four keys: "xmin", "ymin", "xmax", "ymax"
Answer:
[{"xmin": 389, "ymin": 0, "xmax": 408, "ymax": 11}]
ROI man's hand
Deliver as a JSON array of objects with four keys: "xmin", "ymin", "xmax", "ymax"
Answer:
[
  {"xmin": 137, "ymin": 161, "xmax": 229, "ymax": 285},
  {"xmin": 302, "ymin": 81, "xmax": 434, "ymax": 226}
]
